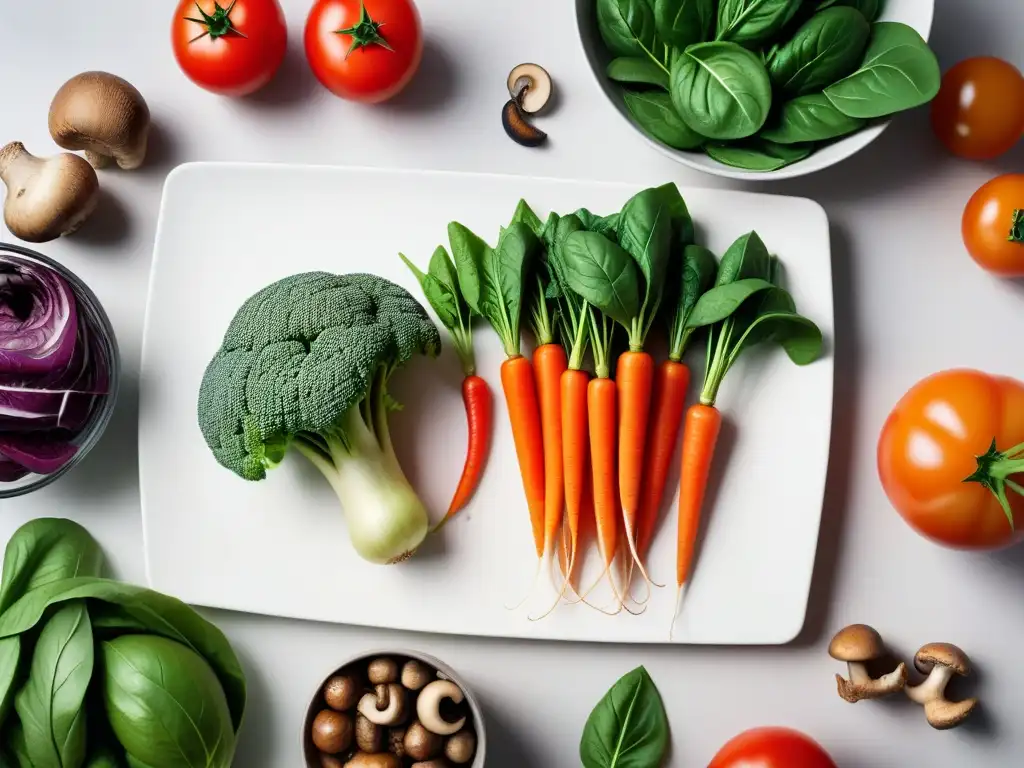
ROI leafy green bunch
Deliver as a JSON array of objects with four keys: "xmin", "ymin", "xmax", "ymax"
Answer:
[
  {"xmin": 597, "ymin": 0, "xmax": 941, "ymax": 171},
  {"xmin": 0, "ymin": 518, "xmax": 246, "ymax": 768}
]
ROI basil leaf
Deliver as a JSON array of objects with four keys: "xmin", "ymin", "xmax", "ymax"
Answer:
[
  {"xmin": 760, "ymin": 93, "xmax": 865, "ymax": 143},
  {"xmin": 597, "ymin": 0, "xmax": 661, "ymax": 60},
  {"xmin": 447, "ymin": 222, "xmax": 489, "ymax": 315},
  {"xmin": 0, "ymin": 577, "xmax": 247, "ymax": 734},
  {"xmin": 562, "ymin": 231, "xmax": 640, "ymax": 327},
  {"xmin": 624, "ymin": 91, "xmax": 705, "ymax": 149},
  {"xmin": 573, "ymin": 209, "xmax": 620, "ymax": 239},
  {"xmin": 617, "ymin": 187, "xmax": 674, "ymax": 318},
  {"xmin": 0, "ymin": 518, "xmax": 102, "ymax": 615},
  {"xmin": 824, "ymin": 22, "xmax": 941, "ymax": 119},
  {"xmin": 427, "ymin": 245, "xmax": 460, "ymax": 293},
  {"xmin": 654, "ymin": 0, "xmax": 714, "ymax": 49},
  {"xmin": 579, "ymin": 666, "xmax": 668, "ymax": 768},
  {"xmin": 16, "ymin": 601, "xmax": 92, "ymax": 768},
  {"xmin": 686, "ymin": 277, "xmax": 775, "ymax": 327},
  {"xmin": 670, "ymin": 42, "xmax": 773, "ymax": 140},
  {"xmin": 101, "ymin": 635, "xmax": 235, "ymax": 768},
  {"xmin": 715, "ymin": 230, "xmax": 772, "ymax": 286},
  {"xmin": 510, "ymin": 199, "xmax": 544, "ymax": 237},
  {"xmin": 716, "ymin": 0, "xmax": 803, "ymax": 47},
  {"xmin": 728, "ymin": 287, "xmax": 823, "ymax": 364},
  {"xmin": 768, "ymin": 7, "xmax": 870, "ymax": 96},
  {"xmin": 608, "ymin": 58, "xmax": 670, "ymax": 89},
  {"xmin": 705, "ymin": 138, "xmax": 814, "ymax": 170}
]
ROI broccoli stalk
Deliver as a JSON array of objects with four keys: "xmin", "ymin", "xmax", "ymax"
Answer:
[{"xmin": 291, "ymin": 366, "xmax": 429, "ymax": 564}]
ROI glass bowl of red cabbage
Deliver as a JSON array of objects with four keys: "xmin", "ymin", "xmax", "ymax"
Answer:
[{"xmin": 0, "ymin": 243, "xmax": 119, "ymax": 498}]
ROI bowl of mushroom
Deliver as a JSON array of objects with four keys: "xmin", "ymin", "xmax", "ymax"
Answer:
[{"xmin": 304, "ymin": 650, "xmax": 485, "ymax": 768}]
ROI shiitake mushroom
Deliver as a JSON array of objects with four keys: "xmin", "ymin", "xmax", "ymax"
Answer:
[{"xmin": 312, "ymin": 709, "xmax": 353, "ymax": 754}]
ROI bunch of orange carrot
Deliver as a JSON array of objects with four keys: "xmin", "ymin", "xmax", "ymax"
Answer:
[{"xmin": 404, "ymin": 185, "xmax": 823, "ymax": 628}]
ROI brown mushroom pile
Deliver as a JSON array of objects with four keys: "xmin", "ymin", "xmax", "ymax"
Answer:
[{"xmin": 309, "ymin": 655, "xmax": 478, "ymax": 768}]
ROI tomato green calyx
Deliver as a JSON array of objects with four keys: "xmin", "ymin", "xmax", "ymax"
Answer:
[
  {"xmin": 1008, "ymin": 209, "xmax": 1024, "ymax": 243},
  {"xmin": 185, "ymin": 0, "xmax": 247, "ymax": 43},
  {"xmin": 963, "ymin": 438, "xmax": 1024, "ymax": 530},
  {"xmin": 335, "ymin": 1, "xmax": 394, "ymax": 57}
]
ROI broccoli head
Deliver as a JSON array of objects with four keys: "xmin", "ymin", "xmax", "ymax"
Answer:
[{"xmin": 198, "ymin": 272, "xmax": 441, "ymax": 564}]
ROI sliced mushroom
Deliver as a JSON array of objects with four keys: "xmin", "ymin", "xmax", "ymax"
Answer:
[
  {"xmin": 507, "ymin": 63, "xmax": 553, "ymax": 115},
  {"xmin": 0, "ymin": 141, "xmax": 99, "ymax": 243},
  {"xmin": 445, "ymin": 728, "xmax": 476, "ymax": 764},
  {"xmin": 404, "ymin": 720, "xmax": 443, "ymax": 761},
  {"xmin": 368, "ymin": 658, "xmax": 399, "ymax": 686},
  {"xmin": 905, "ymin": 643, "xmax": 978, "ymax": 730},
  {"xmin": 312, "ymin": 709, "xmax": 354, "ymax": 754},
  {"xmin": 343, "ymin": 754, "xmax": 401, "ymax": 768},
  {"xmin": 417, "ymin": 679, "xmax": 466, "ymax": 736},
  {"xmin": 358, "ymin": 684, "xmax": 407, "ymax": 726},
  {"xmin": 401, "ymin": 659, "xmax": 434, "ymax": 691},
  {"xmin": 356, "ymin": 713, "xmax": 385, "ymax": 753},
  {"xmin": 502, "ymin": 100, "xmax": 547, "ymax": 148},
  {"xmin": 324, "ymin": 674, "xmax": 361, "ymax": 711},
  {"xmin": 49, "ymin": 72, "xmax": 150, "ymax": 170},
  {"xmin": 828, "ymin": 624, "xmax": 907, "ymax": 703}
]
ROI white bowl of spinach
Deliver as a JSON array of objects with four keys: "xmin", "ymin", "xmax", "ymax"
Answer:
[{"xmin": 577, "ymin": 0, "xmax": 938, "ymax": 179}]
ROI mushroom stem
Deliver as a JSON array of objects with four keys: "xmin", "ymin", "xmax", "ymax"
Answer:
[
  {"xmin": 846, "ymin": 661, "xmax": 871, "ymax": 686},
  {"xmin": 906, "ymin": 664, "xmax": 955, "ymax": 705}
]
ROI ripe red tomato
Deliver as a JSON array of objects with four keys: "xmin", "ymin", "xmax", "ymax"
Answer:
[
  {"xmin": 931, "ymin": 57, "xmax": 1024, "ymax": 160},
  {"xmin": 962, "ymin": 174, "xmax": 1024, "ymax": 277},
  {"xmin": 305, "ymin": 0, "xmax": 423, "ymax": 103},
  {"xmin": 172, "ymin": 0, "xmax": 287, "ymax": 96},
  {"xmin": 878, "ymin": 369, "xmax": 1024, "ymax": 550},
  {"xmin": 709, "ymin": 727, "xmax": 837, "ymax": 768}
]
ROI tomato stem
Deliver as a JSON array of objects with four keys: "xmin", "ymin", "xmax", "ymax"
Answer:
[
  {"xmin": 1009, "ymin": 210, "xmax": 1024, "ymax": 244},
  {"xmin": 334, "ymin": 0, "xmax": 393, "ymax": 58},
  {"xmin": 185, "ymin": 0, "xmax": 246, "ymax": 43},
  {"xmin": 963, "ymin": 438, "xmax": 1024, "ymax": 530}
]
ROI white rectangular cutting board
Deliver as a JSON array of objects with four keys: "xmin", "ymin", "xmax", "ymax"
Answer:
[{"xmin": 140, "ymin": 163, "xmax": 833, "ymax": 645}]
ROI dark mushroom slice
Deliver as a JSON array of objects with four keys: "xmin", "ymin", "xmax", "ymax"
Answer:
[
  {"xmin": 507, "ymin": 63, "xmax": 553, "ymax": 114},
  {"xmin": 502, "ymin": 99, "xmax": 547, "ymax": 148}
]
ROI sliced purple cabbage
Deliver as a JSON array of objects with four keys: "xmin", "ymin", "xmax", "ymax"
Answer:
[{"xmin": 0, "ymin": 254, "xmax": 109, "ymax": 480}]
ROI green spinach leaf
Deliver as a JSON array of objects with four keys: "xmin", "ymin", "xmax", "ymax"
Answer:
[
  {"xmin": 608, "ymin": 58, "xmax": 670, "ymax": 89},
  {"xmin": 0, "ymin": 577, "xmax": 247, "ymax": 734},
  {"xmin": 15, "ymin": 601, "xmax": 92, "ymax": 768},
  {"xmin": 760, "ymin": 93, "xmax": 865, "ymax": 143},
  {"xmin": 686, "ymin": 278, "xmax": 775, "ymax": 327},
  {"xmin": 670, "ymin": 42, "xmax": 773, "ymax": 140},
  {"xmin": 768, "ymin": 7, "xmax": 870, "ymax": 96},
  {"xmin": 705, "ymin": 138, "xmax": 814, "ymax": 170},
  {"xmin": 667, "ymin": 245, "xmax": 718, "ymax": 359},
  {"xmin": 597, "ymin": 0, "xmax": 664, "ymax": 64},
  {"xmin": 483, "ymin": 222, "xmax": 536, "ymax": 354},
  {"xmin": 815, "ymin": 0, "xmax": 881, "ymax": 22},
  {"xmin": 616, "ymin": 187, "xmax": 674, "ymax": 327},
  {"xmin": 447, "ymin": 222, "xmax": 489, "ymax": 315},
  {"xmin": 561, "ymin": 232, "xmax": 640, "ymax": 328},
  {"xmin": 579, "ymin": 666, "xmax": 668, "ymax": 768},
  {"xmin": 101, "ymin": 635, "xmax": 234, "ymax": 768},
  {"xmin": 510, "ymin": 199, "xmax": 544, "ymax": 237},
  {"xmin": 654, "ymin": 0, "xmax": 714, "ymax": 49},
  {"xmin": 400, "ymin": 250, "xmax": 462, "ymax": 330},
  {"xmin": 623, "ymin": 91, "xmax": 705, "ymax": 150},
  {"xmin": 0, "ymin": 638, "xmax": 20, "ymax": 728},
  {"xmin": 428, "ymin": 244, "xmax": 460, "ymax": 294},
  {"xmin": 714, "ymin": 230, "xmax": 772, "ymax": 286},
  {"xmin": 716, "ymin": 0, "xmax": 803, "ymax": 47},
  {"xmin": 572, "ymin": 210, "xmax": 619, "ymax": 240},
  {"xmin": 727, "ymin": 286, "xmax": 823, "ymax": 366},
  {"xmin": 0, "ymin": 518, "xmax": 102, "ymax": 614},
  {"xmin": 6, "ymin": 721, "xmax": 32, "ymax": 768},
  {"xmin": 824, "ymin": 22, "xmax": 941, "ymax": 119}
]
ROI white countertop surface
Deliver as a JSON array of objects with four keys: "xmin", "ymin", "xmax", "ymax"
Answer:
[{"xmin": 3, "ymin": 0, "xmax": 1021, "ymax": 765}]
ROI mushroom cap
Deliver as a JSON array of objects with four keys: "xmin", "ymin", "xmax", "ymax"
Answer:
[
  {"xmin": 925, "ymin": 697, "xmax": 978, "ymax": 730},
  {"xmin": 311, "ymin": 709, "xmax": 354, "ymax": 754},
  {"xmin": 368, "ymin": 658, "xmax": 399, "ymax": 685},
  {"xmin": 324, "ymin": 674, "xmax": 360, "ymax": 711},
  {"xmin": 507, "ymin": 63, "xmax": 553, "ymax": 114},
  {"xmin": 828, "ymin": 624, "xmax": 885, "ymax": 662},
  {"xmin": 400, "ymin": 659, "xmax": 434, "ymax": 691},
  {"xmin": 915, "ymin": 643, "xmax": 970, "ymax": 676}
]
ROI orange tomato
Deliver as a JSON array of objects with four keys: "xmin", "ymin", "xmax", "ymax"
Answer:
[
  {"xmin": 708, "ymin": 727, "xmax": 837, "ymax": 768},
  {"xmin": 931, "ymin": 57, "xmax": 1024, "ymax": 160},
  {"xmin": 962, "ymin": 174, "xmax": 1024, "ymax": 277},
  {"xmin": 878, "ymin": 369, "xmax": 1024, "ymax": 550}
]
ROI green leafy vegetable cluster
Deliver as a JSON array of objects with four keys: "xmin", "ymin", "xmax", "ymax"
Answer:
[
  {"xmin": 196, "ymin": 272, "xmax": 442, "ymax": 565},
  {"xmin": 596, "ymin": 0, "xmax": 941, "ymax": 171},
  {"xmin": 0, "ymin": 518, "xmax": 246, "ymax": 768}
]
